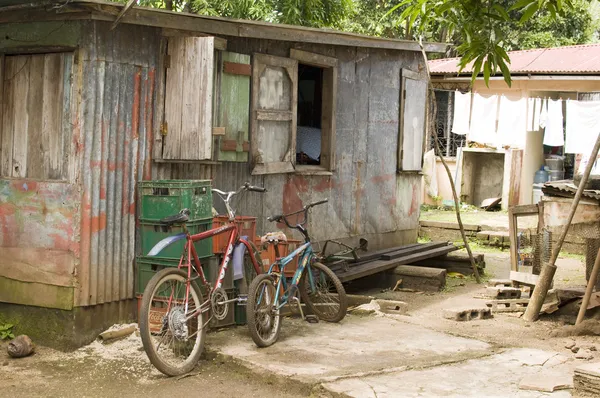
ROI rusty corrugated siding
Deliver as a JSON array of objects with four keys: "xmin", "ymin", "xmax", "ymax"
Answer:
[{"xmin": 77, "ymin": 21, "xmax": 160, "ymax": 306}]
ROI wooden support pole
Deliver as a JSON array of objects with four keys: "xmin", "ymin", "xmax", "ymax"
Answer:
[
  {"xmin": 524, "ymin": 132, "xmax": 600, "ymax": 322},
  {"xmin": 576, "ymin": 247, "xmax": 600, "ymax": 325}
]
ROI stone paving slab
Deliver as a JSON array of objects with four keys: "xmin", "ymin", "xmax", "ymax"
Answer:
[
  {"xmin": 323, "ymin": 348, "xmax": 575, "ymax": 398},
  {"xmin": 207, "ymin": 315, "xmax": 492, "ymax": 384}
]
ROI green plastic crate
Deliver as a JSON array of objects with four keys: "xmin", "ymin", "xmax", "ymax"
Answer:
[
  {"xmin": 136, "ymin": 256, "xmax": 181, "ymax": 295},
  {"xmin": 139, "ymin": 180, "xmax": 212, "ymax": 222},
  {"xmin": 140, "ymin": 218, "xmax": 212, "ymax": 259}
]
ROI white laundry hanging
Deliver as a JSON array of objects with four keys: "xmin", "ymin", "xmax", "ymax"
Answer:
[
  {"xmin": 526, "ymin": 98, "xmax": 543, "ymax": 131},
  {"xmin": 543, "ymin": 99, "xmax": 565, "ymax": 147},
  {"xmin": 565, "ymin": 100, "xmax": 600, "ymax": 154},
  {"xmin": 451, "ymin": 91, "xmax": 471, "ymax": 136},
  {"xmin": 497, "ymin": 96, "xmax": 526, "ymax": 148},
  {"xmin": 468, "ymin": 94, "xmax": 498, "ymax": 146}
]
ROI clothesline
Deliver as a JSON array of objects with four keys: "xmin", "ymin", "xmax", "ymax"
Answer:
[{"xmin": 451, "ymin": 91, "xmax": 600, "ymax": 154}]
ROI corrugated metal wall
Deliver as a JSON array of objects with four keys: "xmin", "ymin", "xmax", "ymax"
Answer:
[{"xmin": 77, "ymin": 22, "xmax": 160, "ymax": 306}]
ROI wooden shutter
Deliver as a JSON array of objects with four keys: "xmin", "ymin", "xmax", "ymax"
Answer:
[
  {"xmin": 399, "ymin": 69, "xmax": 428, "ymax": 171},
  {"xmin": 251, "ymin": 54, "xmax": 297, "ymax": 175},
  {"xmin": 1, "ymin": 53, "xmax": 71, "ymax": 179},
  {"xmin": 163, "ymin": 36, "xmax": 214, "ymax": 160},
  {"xmin": 214, "ymin": 51, "xmax": 251, "ymax": 162}
]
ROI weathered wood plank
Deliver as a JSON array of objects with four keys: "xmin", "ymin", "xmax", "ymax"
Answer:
[
  {"xmin": 320, "ymin": 65, "xmax": 337, "ymax": 171},
  {"xmin": 290, "ymin": 48, "xmax": 338, "ymax": 68},
  {"xmin": 26, "ymin": 54, "xmax": 45, "ymax": 179},
  {"xmin": 419, "ymin": 220, "xmax": 481, "ymax": 231},
  {"xmin": 216, "ymin": 52, "xmax": 251, "ymax": 161},
  {"xmin": 196, "ymin": 36, "xmax": 213, "ymax": 160},
  {"xmin": 43, "ymin": 53, "xmax": 65, "ymax": 180},
  {"xmin": 380, "ymin": 242, "xmax": 449, "ymax": 260},
  {"xmin": 164, "ymin": 36, "xmax": 213, "ymax": 160},
  {"xmin": 11, "ymin": 55, "xmax": 30, "ymax": 178},
  {"xmin": 336, "ymin": 245, "xmax": 458, "ymax": 282},
  {"xmin": 251, "ymin": 53, "xmax": 297, "ymax": 174},
  {"xmin": 163, "ymin": 36, "xmax": 184, "ymax": 159},
  {"xmin": 223, "ymin": 61, "xmax": 251, "ymax": 76},
  {"xmin": 256, "ymin": 110, "xmax": 293, "ymax": 121},
  {"xmin": 180, "ymin": 37, "xmax": 201, "ymax": 159},
  {"xmin": 399, "ymin": 70, "xmax": 427, "ymax": 171}
]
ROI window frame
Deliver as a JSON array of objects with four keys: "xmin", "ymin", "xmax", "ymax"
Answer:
[
  {"xmin": 398, "ymin": 68, "xmax": 428, "ymax": 173},
  {"xmin": 289, "ymin": 49, "xmax": 337, "ymax": 174}
]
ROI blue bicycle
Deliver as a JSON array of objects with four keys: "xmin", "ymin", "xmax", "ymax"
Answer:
[{"xmin": 246, "ymin": 199, "xmax": 347, "ymax": 347}]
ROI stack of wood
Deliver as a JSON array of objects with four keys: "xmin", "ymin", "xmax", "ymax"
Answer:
[{"xmin": 574, "ymin": 363, "xmax": 600, "ymax": 396}]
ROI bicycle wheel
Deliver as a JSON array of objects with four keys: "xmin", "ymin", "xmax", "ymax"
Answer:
[
  {"xmin": 300, "ymin": 261, "xmax": 347, "ymax": 323},
  {"xmin": 140, "ymin": 268, "xmax": 206, "ymax": 376},
  {"xmin": 246, "ymin": 274, "xmax": 281, "ymax": 347}
]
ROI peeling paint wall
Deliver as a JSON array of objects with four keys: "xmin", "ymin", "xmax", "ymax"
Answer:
[{"xmin": 156, "ymin": 38, "xmax": 424, "ymax": 248}]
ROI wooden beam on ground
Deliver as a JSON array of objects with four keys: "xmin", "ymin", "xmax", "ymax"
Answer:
[
  {"xmin": 336, "ymin": 245, "xmax": 458, "ymax": 282},
  {"xmin": 381, "ymin": 242, "xmax": 449, "ymax": 260}
]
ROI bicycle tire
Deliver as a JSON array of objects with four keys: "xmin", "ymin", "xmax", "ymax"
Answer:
[
  {"xmin": 246, "ymin": 273, "xmax": 281, "ymax": 347},
  {"xmin": 139, "ymin": 268, "xmax": 206, "ymax": 376},
  {"xmin": 300, "ymin": 261, "xmax": 347, "ymax": 323}
]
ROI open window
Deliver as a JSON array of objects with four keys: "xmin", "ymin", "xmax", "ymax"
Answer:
[
  {"xmin": 0, "ymin": 52, "xmax": 72, "ymax": 180},
  {"xmin": 162, "ymin": 36, "xmax": 214, "ymax": 160},
  {"xmin": 398, "ymin": 68, "xmax": 428, "ymax": 172},
  {"xmin": 250, "ymin": 50, "xmax": 337, "ymax": 175}
]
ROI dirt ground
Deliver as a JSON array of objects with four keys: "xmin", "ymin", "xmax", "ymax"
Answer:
[
  {"xmin": 0, "ymin": 249, "xmax": 593, "ymax": 397},
  {"xmin": 0, "ymin": 330, "xmax": 313, "ymax": 398}
]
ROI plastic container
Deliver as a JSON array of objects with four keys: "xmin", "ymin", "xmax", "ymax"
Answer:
[
  {"xmin": 532, "ymin": 183, "xmax": 544, "ymax": 204},
  {"xmin": 256, "ymin": 238, "xmax": 303, "ymax": 277},
  {"xmin": 534, "ymin": 167, "xmax": 549, "ymax": 184},
  {"xmin": 545, "ymin": 157, "xmax": 564, "ymax": 171},
  {"xmin": 139, "ymin": 218, "xmax": 213, "ymax": 259},
  {"xmin": 139, "ymin": 180, "xmax": 212, "ymax": 222},
  {"xmin": 549, "ymin": 170, "xmax": 565, "ymax": 181},
  {"xmin": 212, "ymin": 216, "xmax": 257, "ymax": 253}
]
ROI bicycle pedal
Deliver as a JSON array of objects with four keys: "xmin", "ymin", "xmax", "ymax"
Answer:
[{"xmin": 305, "ymin": 315, "xmax": 319, "ymax": 324}]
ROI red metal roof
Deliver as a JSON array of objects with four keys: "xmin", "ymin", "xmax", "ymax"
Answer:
[{"xmin": 429, "ymin": 43, "xmax": 600, "ymax": 75}]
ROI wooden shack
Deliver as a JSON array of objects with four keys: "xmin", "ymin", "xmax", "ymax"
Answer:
[{"xmin": 0, "ymin": 0, "xmax": 444, "ymax": 348}]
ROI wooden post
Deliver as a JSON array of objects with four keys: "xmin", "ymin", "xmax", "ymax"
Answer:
[
  {"xmin": 524, "ymin": 132, "xmax": 600, "ymax": 322},
  {"xmin": 576, "ymin": 247, "xmax": 600, "ymax": 325}
]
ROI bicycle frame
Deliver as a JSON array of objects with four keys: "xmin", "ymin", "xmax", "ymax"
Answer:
[
  {"xmin": 166, "ymin": 221, "xmax": 262, "ymax": 323},
  {"xmin": 266, "ymin": 242, "xmax": 316, "ymax": 310}
]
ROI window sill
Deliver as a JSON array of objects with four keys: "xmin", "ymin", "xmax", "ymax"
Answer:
[
  {"xmin": 397, "ymin": 170, "xmax": 423, "ymax": 175},
  {"xmin": 294, "ymin": 166, "xmax": 333, "ymax": 176}
]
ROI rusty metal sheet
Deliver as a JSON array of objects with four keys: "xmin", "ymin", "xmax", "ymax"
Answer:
[
  {"xmin": 430, "ymin": 44, "xmax": 600, "ymax": 75},
  {"xmin": 77, "ymin": 21, "xmax": 160, "ymax": 306}
]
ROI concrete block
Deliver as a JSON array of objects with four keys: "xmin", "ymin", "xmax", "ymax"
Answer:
[
  {"xmin": 485, "ymin": 299, "xmax": 529, "ymax": 313},
  {"xmin": 443, "ymin": 307, "xmax": 493, "ymax": 322},
  {"xmin": 375, "ymin": 299, "xmax": 408, "ymax": 315},
  {"xmin": 485, "ymin": 286, "xmax": 522, "ymax": 299}
]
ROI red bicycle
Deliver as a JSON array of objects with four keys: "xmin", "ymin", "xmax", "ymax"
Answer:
[{"xmin": 139, "ymin": 183, "xmax": 265, "ymax": 376}]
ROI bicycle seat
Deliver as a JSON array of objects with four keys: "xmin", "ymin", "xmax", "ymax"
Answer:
[
  {"xmin": 160, "ymin": 209, "xmax": 190, "ymax": 226},
  {"xmin": 260, "ymin": 231, "xmax": 287, "ymax": 245}
]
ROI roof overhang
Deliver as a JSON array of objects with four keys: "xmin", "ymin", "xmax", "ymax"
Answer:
[{"xmin": 0, "ymin": 0, "xmax": 448, "ymax": 53}]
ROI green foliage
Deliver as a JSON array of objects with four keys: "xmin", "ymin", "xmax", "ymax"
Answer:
[
  {"xmin": 0, "ymin": 323, "xmax": 15, "ymax": 340},
  {"xmin": 387, "ymin": 0, "xmax": 590, "ymax": 87}
]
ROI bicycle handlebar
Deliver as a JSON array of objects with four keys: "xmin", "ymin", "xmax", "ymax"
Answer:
[
  {"xmin": 213, "ymin": 182, "xmax": 267, "ymax": 219},
  {"xmin": 267, "ymin": 199, "xmax": 328, "ymax": 226}
]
